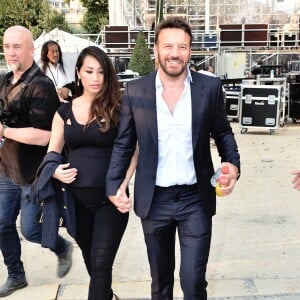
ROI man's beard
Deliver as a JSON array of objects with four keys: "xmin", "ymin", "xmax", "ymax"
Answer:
[
  {"xmin": 157, "ymin": 56, "xmax": 187, "ymax": 77},
  {"xmin": 8, "ymin": 62, "xmax": 21, "ymax": 72}
]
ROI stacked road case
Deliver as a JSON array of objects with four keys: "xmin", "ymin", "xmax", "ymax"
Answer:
[
  {"xmin": 289, "ymin": 82, "xmax": 300, "ymax": 122},
  {"xmin": 225, "ymin": 89, "xmax": 240, "ymax": 120},
  {"xmin": 287, "ymin": 61, "xmax": 300, "ymax": 122},
  {"xmin": 222, "ymin": 78, "xmax": 244, "ymax": 121},
  {"xmin": 239, "ymin": 85, "xmax": 283, "ymax": 134}
]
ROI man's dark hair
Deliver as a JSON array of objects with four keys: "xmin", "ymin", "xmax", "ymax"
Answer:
[
  {"xmin": 154, "ymin": 17, "xmax": 193, "ymax": 46},
  {"xmin": 40, "ymin": 40, "xmax": 66, "ymax": 74}
]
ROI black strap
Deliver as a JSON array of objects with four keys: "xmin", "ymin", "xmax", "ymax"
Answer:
[
  {"xmin": 20, "ymin": 63, "xmax": 41, "ymax": 94},
  {"xmin": 0, "ymin": 74, "xmax": 6, "ymax": 89},
  {"xmin": 0, "ymin": 73, "xmax": 11, "ymax": 104},
  {"xmin": 0, "ymin": 63, "xmax": 40, "ymax": 110}
]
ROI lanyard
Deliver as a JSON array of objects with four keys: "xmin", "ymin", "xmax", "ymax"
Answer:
[{"xmin": 48, "ymin": 66, "xmax": 58, "ymax": 87}]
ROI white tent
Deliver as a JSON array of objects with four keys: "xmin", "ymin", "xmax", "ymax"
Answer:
[{"xmin": 34, "ymin": 28, "xmax": 105, "ymax": 81}]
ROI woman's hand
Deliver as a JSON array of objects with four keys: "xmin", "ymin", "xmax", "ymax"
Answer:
[
  {"xmin": 53, "ymin": 163, "xmax": 77, "ymax": 184},
  {"xmin": 108, "ymin": 186, "xmax": 132, "ymax": 213}
]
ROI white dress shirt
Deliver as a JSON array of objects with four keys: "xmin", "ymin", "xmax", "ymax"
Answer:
[
  {"xmin": 43, "ymin": 63, "xmax": 71, "ymax": 88},
  {"xmin": 155, "ymin": 69, "xmax": 197, "ymax": 187}
]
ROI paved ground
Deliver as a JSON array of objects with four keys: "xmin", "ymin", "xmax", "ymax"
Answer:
[{"xmin": 1, "ymin": 121, "xmax": 300, "ymax": 299}]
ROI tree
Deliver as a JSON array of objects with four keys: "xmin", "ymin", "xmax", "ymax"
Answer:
[
  {"xmin": 45, "ymin": 11, "xmax": 72, "ymax": 33},
  {"xmin": 80, "ymin": 0, "xmax": 108, "ymax": 33},
  {"xmin": 0, "ymin": 0, "xmax": 71, "ymax": 45},
  {"xmin": 128, "ymin": 31, "xmax": 154, "ymax": 76}
]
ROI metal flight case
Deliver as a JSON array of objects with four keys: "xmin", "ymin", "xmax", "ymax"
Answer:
[
  {"xmin": 239, "ymin": 85, "xmax": 283, "ymax": 134},
  {"xmin": 256, "ymin": 76, "xmax": 287, "ymax": 123},
  {"xmin": 289, "ymin": 82, "xmax": 300, "ymax": 122},
  {"xmin": 222, "ymin": 78, "xmax": 243, "ymax": 121},
  {"xmin": 225, "ymin": 89, "xmax": 240, "ymax": 120},
  {"xmin": 287, "ymin": 61, "xmax": 300, "ymax": 122}
]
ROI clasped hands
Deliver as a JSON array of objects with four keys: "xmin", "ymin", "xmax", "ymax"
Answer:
[{"xmin": 108, "ymin": 187, "xmax": 131, "ymax": 213}]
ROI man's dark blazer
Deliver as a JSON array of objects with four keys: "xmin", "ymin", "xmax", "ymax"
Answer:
[{"xmin": 106, "ymin": 70, "xmax": 240, "ymax": 218}]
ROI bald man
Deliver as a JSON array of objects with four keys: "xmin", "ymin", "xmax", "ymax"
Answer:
[{"xmin": 0, "ymin": 26, "xmax": 73, "ymax": 297}]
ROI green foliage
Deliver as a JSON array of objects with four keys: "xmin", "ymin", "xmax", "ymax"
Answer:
[
  {"xmin": 80, "ymin": 0, "xmax": 107, "ymax": 9},
  {"xmin": 128, "ymin": 31, "xmax": 154, "ymax": 76},
  {"xmin": 0, "ymin": 0, "xmax": 44, "ymax": 39},
  {"xmin": 82, "ymin": 11, "xmax": 108, "ymax": 34},
  {"xmin": 46, "ymin": 11, "xmax": 72, "ymax": 32},
  {"xmin": 80, "ymin": 0, "xmax": 108, "ymax": 33},
  {"xmin": 0, "ymin": 0, "xmax": 71, "ymax": 47}
]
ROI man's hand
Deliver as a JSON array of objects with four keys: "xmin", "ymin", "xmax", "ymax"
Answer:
[
  {"xmin": 108, "ymin": 187, "xmax": 131, "ymax": 213},
  {"xmin": 217, "ymin": 162, "xmax": 239, "ymax": 196},
  {"xmin": 57, "ymin": 87, "xmax": 70, "ymax": 100}
]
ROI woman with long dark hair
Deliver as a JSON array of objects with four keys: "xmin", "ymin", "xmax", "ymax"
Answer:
[{"xmin": 47, "ymin": 46, "xmax": 137, "ymax": 300}]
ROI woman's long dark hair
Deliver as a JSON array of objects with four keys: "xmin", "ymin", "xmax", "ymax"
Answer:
[
  {"xmin": 75, "ymin": 46, "xmax": 121, "ymax": 132},
  {"xmin": 40, "ymin": 40, "xmax": 66, "ymax": 74}
]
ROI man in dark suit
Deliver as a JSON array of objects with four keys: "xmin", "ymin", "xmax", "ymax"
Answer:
[{"xmin": 106, "ymin": 17, "xmax": 240, "ymax": 299}]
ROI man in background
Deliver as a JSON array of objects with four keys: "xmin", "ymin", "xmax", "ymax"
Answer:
[
  {"xmin": 39, "ymin": 40, "xmax": 74, "ymax": 102},
  {"xmin": 198, "ymin": 64, "xmax": 216, "ymax": 77},
  {"xmin": 248, "ymin": 59, "xmax": 263, "ymax": 77}
]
